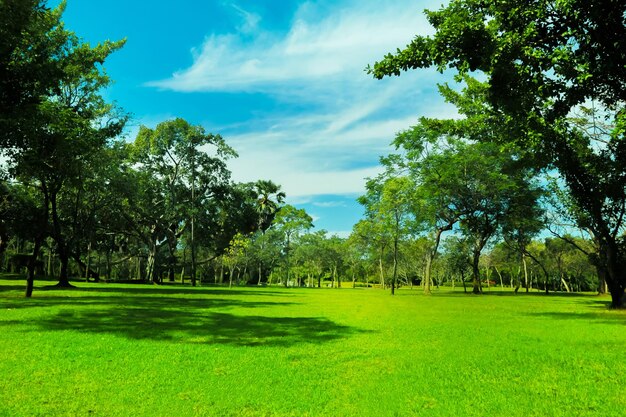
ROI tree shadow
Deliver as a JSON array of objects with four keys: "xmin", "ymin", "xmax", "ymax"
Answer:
[
  {"xmin": 429, "ymin": 289, "xmax": 600, "ymax": 299},
  {"xmin": 0, "ymin": 295, "xmax": 294, "ymax": 311},
  {"xmin": 43, "ymin": 284, "xmax": 298, "ymax": 298},
  {"xmin": 0, "ymin": 285, "xmax": 27, "ymax": 292},
  {"xmin": 2, "ymin": 293, "xmax": 368, "ymax": 346},
  {"xmin": 524, "ymin": 311, "xmax": 626, "ymax": 324},
  {"xmin": 524, "ymin": 308, "xmax": 626, "ymax": 325}
]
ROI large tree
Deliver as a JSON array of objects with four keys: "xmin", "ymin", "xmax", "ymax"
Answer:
[
  {"xmin": 127, "ymin": 118, "xmax": 236, "ymax": 284},
  {"xmin": 370, "ymin": 0, "xmax": 626, "ymax": 307},
  {"xmin": 2, "ymin": 0, "xmax": 126, "ymax": 295}
]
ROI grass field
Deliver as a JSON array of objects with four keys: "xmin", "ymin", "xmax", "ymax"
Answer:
[{"xmin": 1, "ymin": 275, "xmax": 625, "ymax": 416}]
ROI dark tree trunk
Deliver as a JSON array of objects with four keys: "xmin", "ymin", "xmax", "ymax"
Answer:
[
  {"xmin": 50, "ymin": 191, "xmax": 72, "ymax": 288},
  {"xmin": 602, "ymin": 239, "xmax": 625, "ymax": 308},
  {"xmin": 597, "ymin": 266, "xmax": 607, "ymax": 294},
  {"xmin": 25, "ymin": 238, "xmax": 43, "ymax": 298},
  {"xmin": 57, "ymin": 249, "xmax": 71, "ymax": 287}
]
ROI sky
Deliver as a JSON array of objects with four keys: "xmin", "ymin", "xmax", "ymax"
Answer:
[{"xmin": 55, "ymin": 0, "xmax": 456, "ymax": 238}]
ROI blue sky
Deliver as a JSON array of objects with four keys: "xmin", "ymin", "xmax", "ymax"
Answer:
[{"xmin": 56, "ymin": 0, "xmax": 456, "ymax": 237}]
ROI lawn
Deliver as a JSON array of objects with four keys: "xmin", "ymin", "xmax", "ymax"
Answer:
[{"xmin": 1, "ymin": 276, "xmax": 625, "ymax": 416}]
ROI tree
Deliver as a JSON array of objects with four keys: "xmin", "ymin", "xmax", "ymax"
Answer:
[
  {"xmin": 128, "ymin": 118, "xmax": 236, "ymax": 284},
  {"xmin": 1, "ymin": 1, "xmax": 72, "ymax": 149},
  {"xmin": 389, "ymin": 125, "xmax": 461, "ymax": 294},
  {"xmin": 441, "ymin": 236, "xmax": 472, "ymax": 292},
  {"xmin": 295, "ymin": 230, "xmax": 330, "ymax": 288},
  {"xmin": 369, "ymin": 0, "xmax": 626, "ymax": 307},
  {"xmin": 273, "ymin": 205, "xmax": 314, "ymax": 286},
  {"xmin": 252, "ymin": 180, "xmax": 286, "ymax": 233},
  {"xmin": 359, "ymin": 175, "xmax": 414, "ymax": 295},
  {"xmin": 4, "ymin": 3, "xmax": 126, "ymax": 294},
  {"xmin": 352, "ymin": 219, "xmax": 391, "ymax": 289}
]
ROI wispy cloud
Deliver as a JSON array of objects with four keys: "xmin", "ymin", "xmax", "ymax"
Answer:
[
  {"xmin": 148, "ymin": 0, "xmax": 435, "ymax": 93},
  {"xmin": 147, "ymin": 0, "xmax": 456, "ymax": 201},
  {"xmin": 230, "ymin": 3, "xmax": 261, "ymax": 34},
  {"xmin": 312, "ymin": 201, "xmax": 346, "ymax": 208}
]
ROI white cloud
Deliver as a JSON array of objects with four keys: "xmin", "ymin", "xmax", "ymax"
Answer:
[
  {"xmin": 148, "ymin": 0, "xmax": 435, "ymax": 93},
  {"xmin": 312, "ymin": 201, "xmax": 346, "ymax": 208},
  {"xmin": 230, "ymin": 4, "xmax": 261, "ymax": 34},
  {"xmin": 148, "ymin": 0, "xmax": 457, "ymax": 200}
]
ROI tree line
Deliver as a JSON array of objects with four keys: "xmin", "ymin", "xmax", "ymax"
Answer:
[
  {"xmin": 0, "ymin": 1, "xmax": 287, "ymax": 295},
  {"xmin": 1, "ymin": 1, "xmax": 624, "ymax": 307}
]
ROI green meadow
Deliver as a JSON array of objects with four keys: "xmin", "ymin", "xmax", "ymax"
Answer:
[{"xmin": 1, "ymin": 276, "xmax": 625, "ymax": 417}]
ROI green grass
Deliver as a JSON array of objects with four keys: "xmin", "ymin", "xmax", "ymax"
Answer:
[{"xmin": 1, "ymin": 276, "xmax": 625, "ymax": 416}]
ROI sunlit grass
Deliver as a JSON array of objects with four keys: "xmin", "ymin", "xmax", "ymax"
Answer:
[{"xmin": 1, "ymin": 276, "xmax": 625, "ymax": 416}]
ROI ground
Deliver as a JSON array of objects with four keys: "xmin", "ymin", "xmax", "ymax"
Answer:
[{"xmin": 1, "ymin": 275, "xmax": 625, "ymax": 416}]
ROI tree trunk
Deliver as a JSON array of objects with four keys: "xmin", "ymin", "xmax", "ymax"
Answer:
[
  {"xmin": 471, "ymin": 249, "xmax": 481, "ymax": 294},
  {"xmin": 596, "ymin": 266, "xmax": 607, "ymax": 294},
  {"xmin": 58, "ymin": 249, "xmax": 70, "ymax": 287},
  {"xmin": 146, "ymin": 240, "xmax": 158, "ymax": 284},
  {"xmin": 106, "ymin": 249, "xmax": 112, "ymax": 281},
  {"xmin": 424, "ymin": 254, "xmax": 433, "ymax": 295},
  {"xmin": 50, "ymin": 192, "xmax": 71, "ymax": 288},
  {"xmin": 25, "ymin": 237, "xmax": 43, "ymax": 298},
  {"xmin": 560, "ymin": 273, "xmax": 571, "ymax": 293},
  {"xmin": 378, "ymin": 253, "xmax": 385, "ymax": 289},
  {"xmin": 522, "ymin": 254, "xmax": 529, "ymax": 293},
  {"xmin": 494, "ymin": 266, "xmax": 504, "ymax": 288},
  {"xmin": 85, "ymin": 241, "xmax": 92, "ymax": 283},
  {"xmin": 47, "ymin": 244, "xmax": 53, "ymax": 278}
]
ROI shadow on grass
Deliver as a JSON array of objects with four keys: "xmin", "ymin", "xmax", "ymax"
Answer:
[
  {"xmin": 524, "ymin": 309, "xmax": 626, "ymax": 324},
  {"xmin": 0, "ymin": 285, "xmax": 27, "ymax": 292},
  {"xmin": 79, "ymin": 285, "xmax": 296, "ymax": 298},
  {"xmin": 0, "ymin": 294, "xmax": 295, "ymax": 311},
  {"xmin": 1, "ymin": 292, "xmax": 367, "ymax": 346},
  {"xmin": 427, "ymin": 289, "xmax": 602, "ymax": 299}
]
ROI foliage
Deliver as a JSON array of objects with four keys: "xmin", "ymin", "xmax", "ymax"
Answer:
[{"xmin": 369, "ymin": 0, "xmax": 626, "ymax": 306}]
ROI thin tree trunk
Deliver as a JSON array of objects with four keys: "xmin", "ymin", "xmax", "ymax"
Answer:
[
  {"xmin": 378, "ymin": 253, "xmax": 385, "ymax": 289},
  {"xmin": 424, "ymin": 254, "xmax": 433, "ymax": 295},
  {"xmin": 25, "ymin": 237, "xmax": 43, "ymax": 298},
  {"xmin": 85, "ymin": 241, "xmax": 92, "ymax": 283},
  {"xmin": 522, "ymin": 254, "xmax": 529, "ymax": 293},
  {"xmin": 494, "ymin": 266, "xmax": 504, "ymax": 288},
  {"xmin": 560, "ymin": 273, "xmax": 571, "ymax": 292},
  {"xmin": 471, "ymin": 249, "xmax": 481, "ymax": 294},
  {"xmin": 146, "ymin": 240, "xmax": 158, "ymax": 284}
]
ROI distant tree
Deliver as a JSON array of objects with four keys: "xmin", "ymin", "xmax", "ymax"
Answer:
[
  {"xmin": 128, "ymin": 118, "xmax": 235, "ymax": 284},
  {"xmin": 252, "ymin": 180, "xmax": 286, "ymax": 233},
  {"xmin": 273, "ymin": 205, "xmax": 314, "ymax": 286},
  {"xmin": 351, "ymin": 219, "xmax": 391, "ymax": 289},
  {"xmin": 441, "ymin": 237, "xmax": 472, "ymax": 293},
  {"xmin": 359, "ymin": 175, "xmax": 414, "ymax": 295}
]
